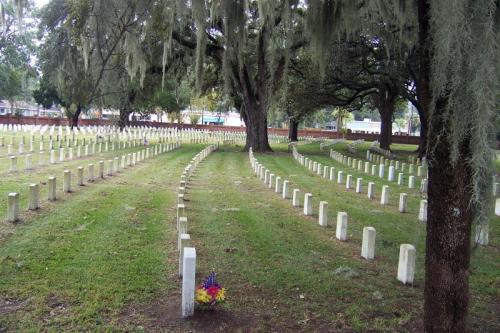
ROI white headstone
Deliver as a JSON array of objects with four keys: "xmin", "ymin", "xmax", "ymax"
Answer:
[
  {"xmin": 380, "ymin": 185, "xmax": 389, "ymax": 205},
  {"xmin": 303, "ymin": 193, "xmax": 313, "ymax": 215},
  {"xmin": 336, "ymin": 212, "xmax": 348, "ymax": 241},
  {"xmin": 318, "ymin": 201, "xmax": 328, "ymax": 227},
  {"xmin": 418, "ymin": 200, "xmax": 428, "ymax": 222},
  {"xmin": 399, "ymin": 193, "xmax": 407, "ymax": 213},
  {"xmin": 181, "ymin": 247, "xmax": 196, "ymax": 318},
  {"xmin": 367, "ymin": 182, "xmax": 375, "ymax": 199},
  {"xmin": 292, "ymin": 189, "xmax": 301, "ymax": 207},
  {"xmin": 63, "ymin": 170, "xmax": 72, "ymax": 193},
  {"xmin": 361, "ymin": 227, "xmax": 376, "ymax": 259},
  {"xmin": 28, "ymin": 184, "xmax": 39, "ymax": 210},
  {"xmin": 48, "ymin": 176, "xmax": 57, "ymax": 201},
  {"xmin": 356, "ymin": 178, "xmax": 363, "ymax": 193},
  {"xmin": 7, "ymin": 192, "xmax": 20, "ymax": 222},
  {"xmin": 397, "ymin": 244, "xmax": 416, "ymax": 285},
  {"xmin": 282, "ymin": 180, "xmax": 290, "ymax": 199}
]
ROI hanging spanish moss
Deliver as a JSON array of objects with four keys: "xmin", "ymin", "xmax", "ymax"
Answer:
[{"xmin": 428, "ymin": 0, "xmax": 497, "ymax": 231}]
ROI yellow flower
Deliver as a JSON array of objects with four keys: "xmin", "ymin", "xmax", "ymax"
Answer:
[
  {"xmin": 195, "ymin": 288, "xmax": 211, "ymax": 304},
  {"xmin": 215, "ymin": 288, "xmax": 226, "ymax": 302}
]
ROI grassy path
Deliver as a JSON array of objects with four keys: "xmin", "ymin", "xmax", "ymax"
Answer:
[
  {"xmin": 0, "ymin": 145, "xmax": 202, "ymax": 331},
  {"xmin": 185, "ymin": 146, "xmax": 499, "ymax": 332}
]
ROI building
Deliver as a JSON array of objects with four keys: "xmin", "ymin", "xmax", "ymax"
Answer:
[{"xmin": 0, "ymin": 100, "xmax": 62, "ymax": 118}]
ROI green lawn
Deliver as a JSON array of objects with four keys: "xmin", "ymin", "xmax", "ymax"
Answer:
[{"xmin": 0, "ymin": 143, "xmax": 498, "ymax": 332}]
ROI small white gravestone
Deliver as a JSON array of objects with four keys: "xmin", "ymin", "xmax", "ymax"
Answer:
[
  {"xmin": 179, "ymin": 233, "xmax": 191, "ymax": 276},
  {"xmin": 337, "ymin": 171, "xmax": 344, "ymax": 184},
  {"xmin": 292, "ymin": 189, "xmax": 301, "ymax": 207},
  {"xmin": 99, "ymin": 161, "xmax": 105, "ymax": 178},
  {"xmin": 346, "ymin": 175, "xmax": 352, "ymax": 189},
  {"xmin": 282, "ymin": 180, "xmax": 290, "ymax": 199},
  {"xmin": 408, "ymin": 175, "xmax": 415, "ymax": 189},
  {"xmin": 495, "ymin": 198, "xmax": 500, "ymax": 216},
  {"xmin": 28, "ymin": 184, "xmax": 39, "ymax": 210},
  {"xmin": 336, "ymin": 212, "xmax": 348, "ymax": 241},
  {"xmin": 318, "ymin": 201, "xmax": 328, "ymax": 227},
  {"xmin": 379, "ymin": 164, "xmax": 385, "ymax": 178},
  {"xmin": 388, "ymin": 166, "xmax": 395, "ymax": 182},
  {"xmin": 397, "ymin": 244, "xmax": 416, "ymax": 285},
  {"xmin": 88, "ymin": 164, "xmax": 95, "ymax": 181},
  {"xmin": 418, "ymin": 200, "xmax": 428, "ymax": 222},
  {"xmin": 367, "ymin": 182, "xmax": 375, "ymax": 199},
  {"xmin": 356, "ymin": 178, "xmax": 363, "ymax": 193},
  {"xmin": 269, "ymin": 174, "xmax": 275, "ymax": 189},
  {"xmin": 371, "ymin": 164, "xmax": 377, "ymax": 176},
  {"xmin": 178, "ymin": 217, "xmax": 188, "ymax": 249},
  {"xmin": 323, "ymin": 166, "xmax": 328, "ymax": 178},
  {"xmin": 380, "ymin": 185, "xmax": 389, "ymax": 205},
  {"xmin": 275, "ymin": 176, "xmax": 282, "ymax": 193},
  {"xmin": 59, "ymin": 148, "xmax": 65, "ymax": 162},
  {"xmin": 63, "ymin": 170, "xmax": 71, "ymax": 193},
  {"xmin": 181, "ymin": 247, "xmax": 196, "ymax": 318},
  {"xmin": 303, "ymin": 193, "xmax": 313, "ymax": 215},
  {"xmin": 364, "ymin": 162, "xmax": 370, "ymax": 174},
  {"xmin": 329, "ymin": 167, "xmax": 335, "ymax": 181},
  {"xmin": 48, "ymin": 176, "xmax": 57, "ymax": 201},
  {"xmin": 361, "ymin": 227, "xmax": 376, "ymax": 260},
  {"xmin": 77, "ymin": 167, "xmax": 84, "ymax": 186},
  {"xmin": 399, "ymin": 193, "xmax": 407, "ymax": 213},
  {"xmin": 397, "ymin": 173, "xmax": 404, "ymax": 186},
  {"xmin": 7, "ymin": 192, "xmax": 20, "ymax": 222}
]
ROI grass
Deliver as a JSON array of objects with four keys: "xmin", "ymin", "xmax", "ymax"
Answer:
[
  {"xmin": 0, "ymin": 142, "xmax": 498, "ymax": 332},
  {"xmin": 0, "ymin": 144, "xmax": 203, "ymax": 331}
]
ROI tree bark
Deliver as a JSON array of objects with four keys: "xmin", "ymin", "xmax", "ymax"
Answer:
[
  {"xmin": 419, "ymin": 1, "xmax": 472, "ymax": 331},
  {"xmin": 373, "ymin": 86, "xmax": 397, "ymax": 151},
  {"xmin": 70, "ymin": 104, "xmax": 82, "ymax": 129},
  {"xmin": 289, "ymin": 118, "xmax": 299, "ymax": 142},
  {"xmin": 242, "ymin": 95, "xmax": 272, "ymax": 152},
  {"xmin": 118, "ymin": 108, "xmax": 130, "ymax": 131}
]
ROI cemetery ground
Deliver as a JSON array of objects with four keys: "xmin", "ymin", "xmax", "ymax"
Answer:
[{"xmin": 0, "ymin": 143, "xmax": 498, "ymax": 332}]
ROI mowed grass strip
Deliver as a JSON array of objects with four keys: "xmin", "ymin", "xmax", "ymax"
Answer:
[
  {"xmin": 0, "ymin": 145, "xmax": 202, "ymax": 331},
  {"xmin": 187, "ymin": 145, "xmax": 499, "ymax": 332},
  {"xmin": 186, "ymin": 146, "xmax": 425, "ymax": 331}
]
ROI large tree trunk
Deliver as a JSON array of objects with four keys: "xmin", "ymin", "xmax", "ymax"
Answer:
[
  {"xmin": 70, "ymin": 104, "xmax": 82, "ymax": 129},
  {"xmin": 419, "ymin": 1, "xmax": 472, "ymax": 331},
  {"xmin": 289, "ymin": 118, "xmax": 299, "ymax": 142},
  {"xmin": 373, "ymin": 86, "xmax": 397, "ymax": 151},
  {"xmin": 242, "ymin": 96, "xmax": 272, "ymax": 152},
  {"xmin": 118, "ymin": 108, "xmax": 130, "ymax": 131},
  {"xmin": 425, "ymin": 97, "xmax": 473, "ymax": 332}
]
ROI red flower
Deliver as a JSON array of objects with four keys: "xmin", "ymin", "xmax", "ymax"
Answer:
[{"xmin": 206, "ymin": 286, "xmax": 220, "ymax": 298}]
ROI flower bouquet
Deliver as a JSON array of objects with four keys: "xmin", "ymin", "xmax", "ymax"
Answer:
[{"xmin": 195, "ymin": 271, "xmax": 226, "ymax": 309}]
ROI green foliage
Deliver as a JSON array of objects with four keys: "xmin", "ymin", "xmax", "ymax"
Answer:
[
  {"xmin": 0, "ymin": 64, "xmax": 22, "ymax": 101},
  {"xmin": 189, "ymin": 114, "xmax": 201, "ymax": 125}
]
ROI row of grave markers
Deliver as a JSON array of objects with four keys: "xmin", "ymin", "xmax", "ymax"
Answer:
[
  {"xmin": 293, "ymin": 147, "xmax": 429, "ymax": 221},
  {"xmin": 248, "ymin": 148, "xmax": 416, "ymax": 285},
  {"xmin": 6, "ymin": 142, "xmax": 181, "ymax": 223},
  {"xmin": 4, "ymin": 139, "xmax": 159, "ymax": 173},
  {"xmin": 0, "ymin": 124, "xmax": 288, "ymax": 154},
  {"xmin": 176, "ymin": 145, "xmax": 218, "ymax": 318}
]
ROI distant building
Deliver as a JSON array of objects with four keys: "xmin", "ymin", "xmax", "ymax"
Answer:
[{"xmin": 0, "ymin": 100, "xmax": 62, "ymax": 118}]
